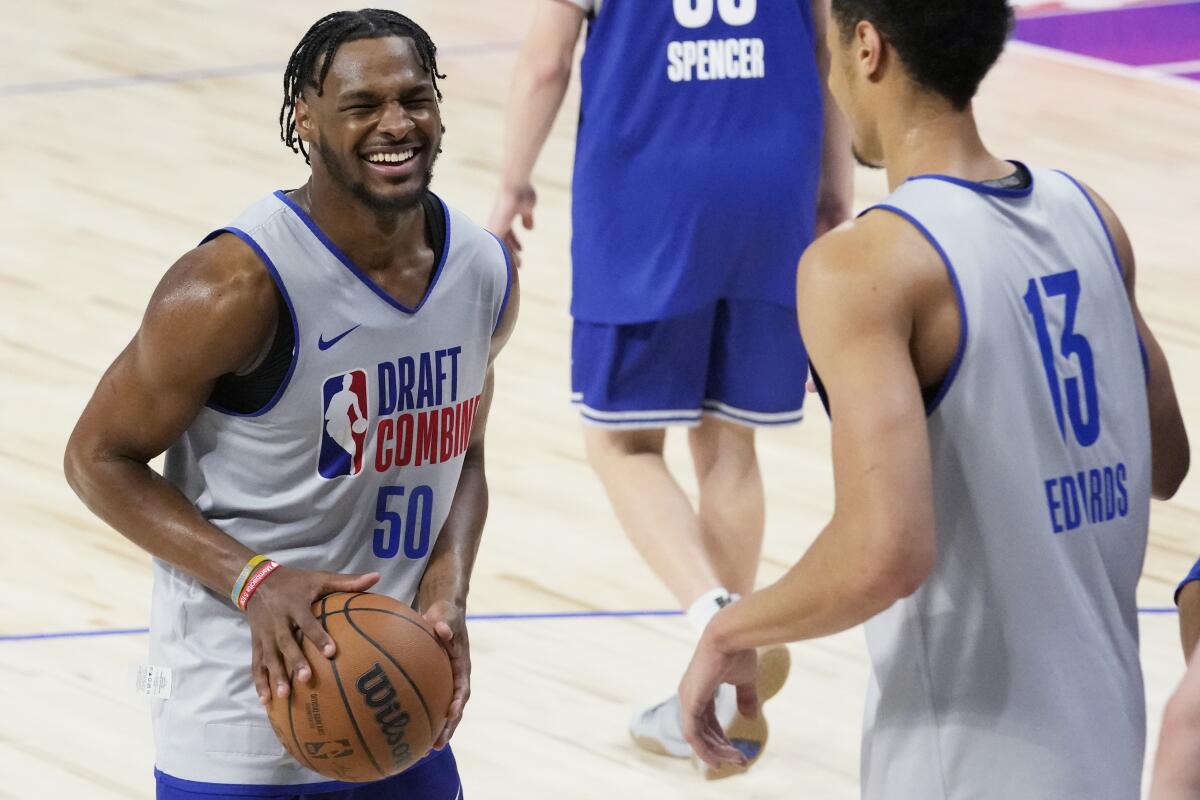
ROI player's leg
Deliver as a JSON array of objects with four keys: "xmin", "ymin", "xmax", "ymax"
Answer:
[
  {"xmin": 582, "ymin": 425, "xmax": 725, "ymax": 606},
  {"xmin": 572, "ymin": 310, "xmax": 741, "ymax": 759},
  {"xmin": 572, "ymin": 310, "xmax": 728, "ymax": 609},
  {"xmin": 687, "ymin": 416, "xmax": 763, "ymax": 599}
]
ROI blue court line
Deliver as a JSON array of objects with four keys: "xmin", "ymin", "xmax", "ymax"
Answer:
[
  {"xmin": 0, "ymin": 607, "xmax": 1179, "ymax": 643},
  {"xmin": 0, "ymin": 40, "xmax": 520, "ymax": 98},
  {"xmin": 0, "ymin": 610, "xmax": 685, "ymax": 643}
]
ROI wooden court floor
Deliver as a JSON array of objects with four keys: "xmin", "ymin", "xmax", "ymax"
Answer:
[{"xmin": 1, "ymin": 2, "xmax": 1197, "ymax": 798}]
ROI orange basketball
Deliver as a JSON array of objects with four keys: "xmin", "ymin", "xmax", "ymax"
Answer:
[{"xmin": 266, "ymin": 592, "xmax": 453, "ymax": 782}]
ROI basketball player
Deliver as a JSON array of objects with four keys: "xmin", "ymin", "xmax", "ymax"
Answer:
[
  {"xmin": 63, "ymin": 10, "xmax": 516, "ymax": 798},
  {"xmin": 488, "ymin": 0, "xmax": 852, "ymax": 770},
  {"xmin": 678, "ymin": 1, "xmax": 1190, "ymax": 797}
]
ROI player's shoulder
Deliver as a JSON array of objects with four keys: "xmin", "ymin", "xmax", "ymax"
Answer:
[
  {"xmin": 141, "ymin": 233, "xmax": 279, "ymax": 365},
  {"xmin": 797, "ymin": 210, "xmax": 943, "ymax": 301},
  {"xmin": 154, "ymin": 233, "xmax": 275, "ymax": 314}
]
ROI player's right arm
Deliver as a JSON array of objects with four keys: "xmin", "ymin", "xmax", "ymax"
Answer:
[
  {"xmin": 486, "ymin": 0, "xmax": 584, "ymax": 263},
  {"xmin": 1082, "ymin": 184, "xmax": 1189, "ymax": 500},
  {"xmin": 64, "ymin": 234, "xmax": 378, "ymax": 703}
]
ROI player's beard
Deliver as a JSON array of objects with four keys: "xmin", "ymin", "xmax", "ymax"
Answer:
[{"xmin": 315, "ymin": 135, "xmax": 437, "ymax": 213}]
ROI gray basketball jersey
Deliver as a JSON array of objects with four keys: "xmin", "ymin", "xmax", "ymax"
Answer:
[
  {"xmin": 859, "ymin": 168, "xmax": 1151, "ymax": 799},
  {"xmin": 153, "ymin": 191, "xmax": 510, "ymax": 785}
]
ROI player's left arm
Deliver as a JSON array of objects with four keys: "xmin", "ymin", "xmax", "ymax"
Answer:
[
  {"xmin": 810, "ymin": 0, "xmax": 854, "ymax": 235},
  {"xmin": 416, "ymin": 261, "xmax": 520, "ymax": 748},
  {"xmin": 681, "ymin": 221, "xmax": 938, "ymax": 767}
]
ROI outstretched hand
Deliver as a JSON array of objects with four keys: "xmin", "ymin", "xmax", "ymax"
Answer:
[
  {"xmin": 423, "ymin": 599, "xmax": 472, "ymax": 749},
  {"xmin": 245, "ymin": 566, "xmax": 380, "ymax": 705}
]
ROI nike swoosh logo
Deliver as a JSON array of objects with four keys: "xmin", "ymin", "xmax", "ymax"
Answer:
[{"xmin": 318, "ymin": 324, "xmax": 361, "ymax": 351}]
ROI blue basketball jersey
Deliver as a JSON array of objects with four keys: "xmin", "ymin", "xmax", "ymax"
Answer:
[{"xmin": 570, "ymin": 0, "xmax": 824, "ymax": 324}]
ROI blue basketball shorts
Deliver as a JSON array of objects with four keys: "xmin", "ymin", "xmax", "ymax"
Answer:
[
  {"xmin": 155, "ymin": 747, "xmax": 462, "ymax": 800},
  {"xmin": 571, "ymin": 299, "xmax": 807, "ymax": 429}
]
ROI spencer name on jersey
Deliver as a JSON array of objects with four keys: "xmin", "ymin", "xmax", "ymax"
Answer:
[{"xmin": 666, "ymin": 0, "xmax": 765, "ymax": 82}]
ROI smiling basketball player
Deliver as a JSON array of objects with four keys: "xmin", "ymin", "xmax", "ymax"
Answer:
[{"xmin": 64, "ymin": 10, "xmax": 517, "ymax": 799}]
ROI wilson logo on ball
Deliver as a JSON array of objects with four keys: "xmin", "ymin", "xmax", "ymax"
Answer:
[{"xmin": 356, "ymin": 663, "xmax": 414, "ymax": 767}]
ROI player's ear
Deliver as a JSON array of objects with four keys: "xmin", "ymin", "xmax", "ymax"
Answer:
[
  {"xmin": 295, "ymin": 96, "xmax": 315, "ymax": 145},
  {"xmin": 856, "ymin": 20, "xmax": 885, "ymax": 79}
]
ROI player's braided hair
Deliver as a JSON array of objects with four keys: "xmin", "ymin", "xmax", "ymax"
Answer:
[{"xmin": 280, "ymin": 9, "xmax": 445, "ymax": 163}]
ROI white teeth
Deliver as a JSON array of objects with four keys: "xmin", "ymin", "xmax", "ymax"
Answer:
[{"xmin": 367, "ymin": 149, "xmax": 415, "ymax": 164}]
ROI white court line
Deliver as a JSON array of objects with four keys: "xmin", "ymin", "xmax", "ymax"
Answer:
[
  {"xmin": 1007, "ymin": 39, "xmax": 1200, "ymax": 94},
  {"xmin": 1015, "ymin": 0, "xmax": 1200, "ymax": 20},
  {"xmin": 1145, "ymin": 59, "xmax": 1200, "ymax": 75}
]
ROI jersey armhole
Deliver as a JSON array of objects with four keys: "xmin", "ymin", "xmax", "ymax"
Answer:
[
  {"xmin": 1052, "ymin": 170, "xmax": 1125, "ymax": 279},
  {"xmin": 200, "ymin": 227, "xmax": 301, "ymax": 418},
  {"xmin": 489, "ymin": 232, "xmax": 515, "ymax": 336},
  {"xmin": 863, "ymin": 204, "xmax": 969, "ymax": 417},
  {"xmin": 1053, "ymin": 170, "xmax": 1150, "ymax": 385}
]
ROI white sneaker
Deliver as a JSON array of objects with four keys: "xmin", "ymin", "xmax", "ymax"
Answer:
[{"xmin": 630, "ymin": 683, "xmax": 738, "ymax": 758}]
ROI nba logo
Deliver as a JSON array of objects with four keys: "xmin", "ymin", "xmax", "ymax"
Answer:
[{"xmin": 319, "ymin": 369, "xmax": 370, "ymax": 479}]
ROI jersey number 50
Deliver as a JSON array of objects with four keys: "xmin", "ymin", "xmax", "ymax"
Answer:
[
  {"xmin": 374, "ymin": 485, "xmax": 434, "ymax": 559},
  {"xmin": 1023, "ymin": 269, "xmax": 1101, "ymax": 447},
  {"xmin": 673, "ymin": 0, "xmax": 757, "ymax": 28}
]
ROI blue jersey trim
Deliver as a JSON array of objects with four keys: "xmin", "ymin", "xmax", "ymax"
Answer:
[
  {"xmin": 1176, "ymin": 556, "xmax": 1200, "ymax": 604},
  {"xmin": 867, "ymin": 205, "xmax": 969, "ymax": 417},
  {"xmin": 1053, "ymin": 170, "xmax": 1150, "ymax": 384},
  {"xmin": 488, "ymin": 232, "xmax": 514, "ymax": 336},
  {"xmin": 153, "ymin": 747, "xmax": 447, "ymax": 796},
  {"xmin": 273, "ymin": 190, "xmax": 452, "ymax": 315},
  {"xmin": 1052, "ymin": 169, "xmax": 1124, "ymax": 278},
  {"xmin": 198, "ymin": 227, "xmax": 300, "ymax": 418},
  {"xmin": 905, "ymin": 162, "xmax": 1036, "ymax": 199}
]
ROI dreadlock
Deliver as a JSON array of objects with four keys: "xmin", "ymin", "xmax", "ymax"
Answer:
[{"xmin": 280, "ymin": 9, "xmax": 446, "ymax": 163}]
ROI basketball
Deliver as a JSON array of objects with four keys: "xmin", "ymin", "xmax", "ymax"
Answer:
[{"xmin": 266, "ymin": 592, "xmax": 453, "ymax": 782}]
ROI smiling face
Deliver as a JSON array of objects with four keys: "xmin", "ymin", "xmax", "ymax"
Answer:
[{"xmin": 294, "ymin": 35, "xmax": 443, "ymax": 212}]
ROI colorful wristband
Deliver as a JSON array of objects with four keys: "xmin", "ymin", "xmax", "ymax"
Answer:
[
  {"xmin": 238, "ymin": 560, "xmax": 281, "ymax": 611},
  {"xmin": 230, "ymin": 554, "xmax": 271, "ymax": 607}
]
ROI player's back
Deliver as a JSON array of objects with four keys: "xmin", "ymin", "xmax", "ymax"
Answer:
[
  {"xmin": 570, "ymin": 0, "xmax": 825, "ymax": 322},
  {"xmin": 860, "ymin": 167, "xmax": 1152, "ymax": 799}
]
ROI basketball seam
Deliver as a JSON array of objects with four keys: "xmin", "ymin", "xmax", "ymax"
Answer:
[
  {"xmin": 342, "ymin": 594, "xmax": 438, "ymax": 739},
  {"xmin": 317, "ymin": 606, "xmax": 443, "ymax": 649},
  {"xmin": 323, "ymin": 593, "xmax": 387, "ymax": 779}
]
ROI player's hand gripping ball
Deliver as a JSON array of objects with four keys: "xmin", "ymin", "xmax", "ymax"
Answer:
[{"xmin": 266, "ymin": 592, "xmax": 453, "ymax": 781}]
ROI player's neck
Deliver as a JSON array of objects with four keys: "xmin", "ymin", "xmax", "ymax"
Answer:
[
  {"xmin": 880, "ymin": 104, "xmax": 1011, "ymax": 193},
  {"xmin": 298, "ymin": 176, "xmax": 428, "ymax": 271}
]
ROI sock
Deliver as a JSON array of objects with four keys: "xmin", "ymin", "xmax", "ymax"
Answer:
[{"xmin": 686, "ymin": 587, "xmax": 739, "ymax": 635}]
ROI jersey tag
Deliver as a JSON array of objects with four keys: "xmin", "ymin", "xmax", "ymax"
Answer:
[{"xmin": 133, "ymin": 664, "xmax": 173, "ymax": 699}]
